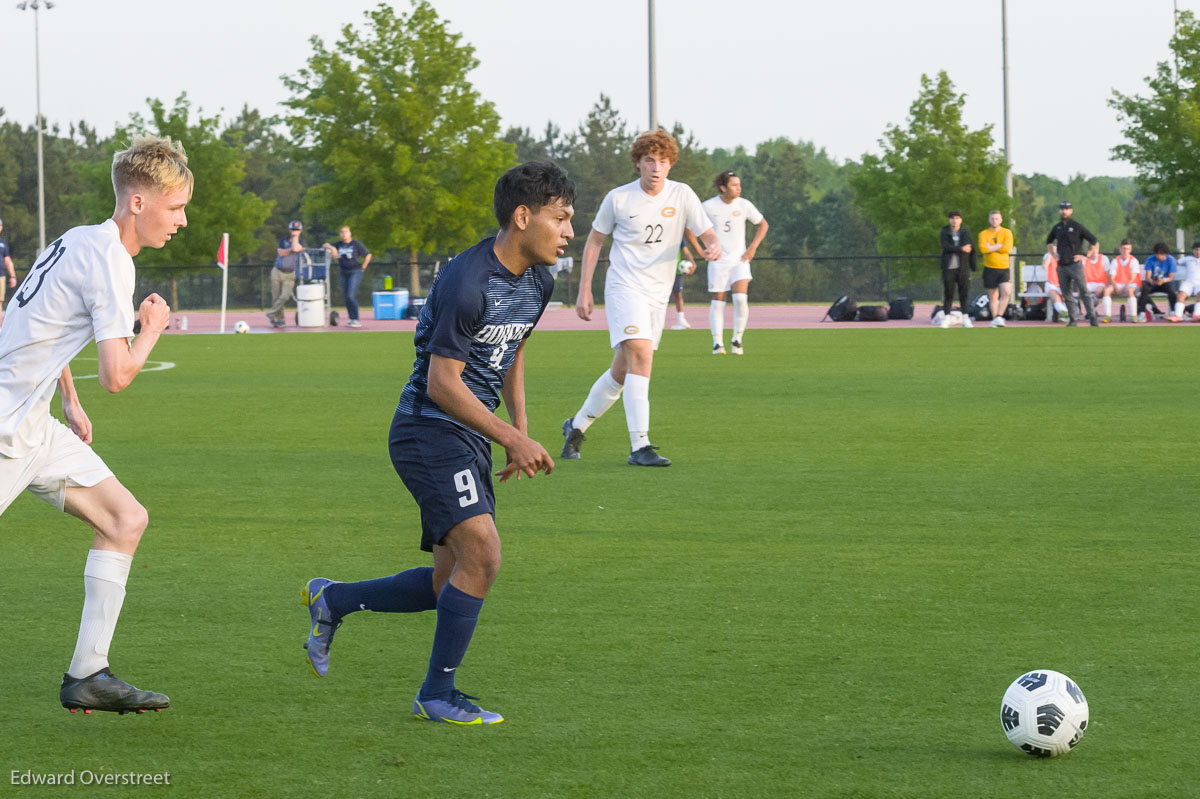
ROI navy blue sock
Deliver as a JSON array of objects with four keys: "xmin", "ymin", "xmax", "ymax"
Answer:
[
  {"xmin": 420, "ymin": 582, "xmax": 484, "ymax": 700},
  {"xmin": 323, "ymin": 567, "xmax": 437, "ymax": 618}
]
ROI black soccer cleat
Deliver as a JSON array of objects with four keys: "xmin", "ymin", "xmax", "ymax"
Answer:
[
  {"xmin": 60, "ymin": 668, "xmax": 169, "ymax": 715},
  {"xmin": 628, "ymin": 445, "xmax": 671, "ymax": 467},
  {"xmin": 561, "ymin": 418, "xmax": 585, "ymax": 460}
]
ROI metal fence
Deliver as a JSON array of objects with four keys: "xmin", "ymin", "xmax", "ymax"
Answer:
[{"xmin": 12, "ymin": 255, "xmax": 1044, "ymax": 312}]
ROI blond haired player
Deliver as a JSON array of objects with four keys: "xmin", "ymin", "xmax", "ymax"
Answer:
[
  {"xmin": 0, "ymin": 135, "xmax": 189, "ymax": 714},
  {"xmin": 562, "ymin": 130, "xmax": 721, "ymax": 466},
  {"xmin": 1104, "ymin": 239, "xmax": 1142, "ymax": 323},
  {"xmin": 699, "ymin": 171, "xmax": 768, "ymax": 354}
]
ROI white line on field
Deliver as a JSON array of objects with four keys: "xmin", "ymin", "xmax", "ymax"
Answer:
[{"xmin": 70, "ymin": 358, "xmax": 176, "ymax": 380}]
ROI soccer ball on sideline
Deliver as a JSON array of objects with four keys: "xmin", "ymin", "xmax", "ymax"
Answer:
[
  {"xmin": 233, "ymin": 320, "xmax": 250, "ymax": 334},
  {"xmin": 1000, "ymin": 669, "xmax": 1089, "ymax": 757}
]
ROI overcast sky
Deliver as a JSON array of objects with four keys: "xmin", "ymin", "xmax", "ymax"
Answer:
[{"xmin": 3, "ymin": 0, "xmax": 1193, "ymax": 180}]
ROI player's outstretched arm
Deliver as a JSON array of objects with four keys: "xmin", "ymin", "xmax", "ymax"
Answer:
[
  {"xmin": 428, "ymin": 354, "xmax": 553, "ymax": 481},
  {"xmin": 96, "ymin": 293, "xmax": 170, "ymax": 393},
  {"xmin": 576, "ymin": 229, "xmax": 607, "ymax": 321},
  {"xmin": 57, "ymin": 365, "xmax": 93, "ymax": 444}
]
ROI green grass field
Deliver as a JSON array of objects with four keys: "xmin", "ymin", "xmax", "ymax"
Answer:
[{"xmin": 3, "ymin": 327, "xmax": 1198, "ymax": 798}]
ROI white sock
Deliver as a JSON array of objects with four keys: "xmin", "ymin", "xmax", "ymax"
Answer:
[
  {"xmin": 573, "ymin": 370, "xmax": 623, "ymax": 433},
  {"xmin": 732, "ymin": 293, "xmax": 749, "ymax": 341},
  {"xmin": 68, "ymin": 550, "xmax": 133, "ymax": 679},
  {"xmin": 1102, "ymin": 296, "xmax": 1112, "ymax": 316},
  {"xmin": 1054, "ymin": 301, "xmax": 1068, "ymax": 313},
  {"xmin": 1128, "ymin": 298, "xmax": 1137, "ymax": 319},
  {"xmin": 1175, "ymin": 301, "xmax": 1185, "ymax": 316},
  {"xmin": 623, "ymin": 373, "xmax": 651, "ymax": 451},
  {"xmin": 677, "ymin": 311, "xmax": 687, "ymax": 323},
  {"xmin": 709, "ymin": 300, "xmax": 726, "ymax": 345}
]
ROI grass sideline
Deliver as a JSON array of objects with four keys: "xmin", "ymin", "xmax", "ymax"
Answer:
[{"xmin": 3, "ymin": 328, "xmax": 1198, "ymax": 798}]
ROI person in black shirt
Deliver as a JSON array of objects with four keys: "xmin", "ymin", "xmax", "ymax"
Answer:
[
  {"xmin": 1045, "ymin": 202, "xmax": 1099, "ymax": 326},
  {"xmin": 939, "ymin": 211, "xmax": 976, "ymax": 327}
]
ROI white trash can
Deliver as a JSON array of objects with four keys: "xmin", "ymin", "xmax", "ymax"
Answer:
[{"xmin": 296, "ymin": 283, "xmax": 325, "ymax": 327}]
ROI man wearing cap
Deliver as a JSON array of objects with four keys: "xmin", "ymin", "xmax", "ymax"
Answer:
[
  {"xmin": 0, "ymin": 219, "xmax": 16, "ymax": 327},
  {"xmin": 269, "ymin": 221, "xmax": 306, "ymax": 329},
  {"xmin": 1045, "ymin": 202, "xmax": 1099, "ymax": 327}
]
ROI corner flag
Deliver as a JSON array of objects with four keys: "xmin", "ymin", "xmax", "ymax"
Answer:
[{"xmin": 218, "ymin": 233, "xmax": 230, "ymax": 333}]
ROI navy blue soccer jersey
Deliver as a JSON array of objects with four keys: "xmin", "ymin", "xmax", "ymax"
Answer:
[{"xmin": 396, "ymin": 237, "xmax": 554, "ymax": 434}]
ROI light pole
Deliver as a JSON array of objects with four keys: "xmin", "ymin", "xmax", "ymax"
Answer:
[
  {"xmin": 648, "ymin": 0, "xmax": 657, "ymax": 130},
  {"xmin": 1001, "ymin": 0, "xmax": 1012, "ymax": 198},
  {"xmin": 17, "ymin": 0, "xmax": 53, "ymax": 254}
]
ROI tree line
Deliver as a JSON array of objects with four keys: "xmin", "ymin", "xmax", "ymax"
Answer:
[{"xmin": 0, "ymin": 1, "xmax": 1195, "ymax": 296}]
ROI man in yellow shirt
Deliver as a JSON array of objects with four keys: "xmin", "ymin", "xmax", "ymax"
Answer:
[{"xmin": 979, "ymin": 210, "xmax": 1014, "ymax": 327}]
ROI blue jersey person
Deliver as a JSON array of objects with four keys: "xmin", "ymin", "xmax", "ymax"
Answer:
[{"xmin": 300, "ymin": 162, "xmax": 575, "ymax": 725}]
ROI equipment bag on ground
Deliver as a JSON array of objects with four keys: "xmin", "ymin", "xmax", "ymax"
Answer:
[
  {"xmin": 824, "ymin": 295, "xmax": 857, "ymax": 322},
  {"xmin": 968, "ymin": 293, "xmax": 992, "ymax": 320},
  {"xmin": 856, "ymin": 305, "xmax": 889, "ymax": 322},
  {"xmin": 887, "ymin": 297, "xmax": 914, "ymax": 319}
]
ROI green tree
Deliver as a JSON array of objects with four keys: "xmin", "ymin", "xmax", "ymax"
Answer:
[
  {"xmin": 283, "ymin": 1, "xmax": 514, "ymax": 294},
  {"xmin": 559, "ymin": 94, "xmax": 634, "ymax": 251},
  {"xmin": 1111, "ymin": 10, "xmax": 1200, "ymax": 230},
  {"xmin": 850, "ymin": 71, "xmax": 1011, "ymax": 280},
  {"xmin": 1126, "ymin": 197, "xmax": 1188, "ymax": 251},
  {"xmin": 69, "ymin": 95, "xmax": 271, "ymax": 267}
]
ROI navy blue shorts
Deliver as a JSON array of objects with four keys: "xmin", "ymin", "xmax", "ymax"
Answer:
[
  {"xmin": 671, "ymin": 272, "xmax": 684, "ymax": 295},
  {"xmin": 389, "ymin": 414, "xmax": 495, "ymax": 552}
]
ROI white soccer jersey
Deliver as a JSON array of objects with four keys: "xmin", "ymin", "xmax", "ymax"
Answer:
[
  {"xmin": 0, "ymin": 220, "xmax": 135, "ymax": 458},
  {"xmin": 592, "ymin": 179, "xmax": 711, "ymax": 299},
  {"xmin": 702, "ymin": 196, "xmax": 764, "ymax": 265},
  {"xmin": 1177, "ymin": 255, "xmax": 1200, "ymax": 284}
]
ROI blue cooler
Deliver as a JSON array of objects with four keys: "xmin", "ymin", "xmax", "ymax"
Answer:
[{"xmin": 372, "ymin": 290, "xmax": 410, "ymax": 320}]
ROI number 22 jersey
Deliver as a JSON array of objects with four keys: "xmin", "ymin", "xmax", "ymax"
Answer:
[{"xmin": 591, "ymin": 179, "xmax": 711, "ymax": 300}]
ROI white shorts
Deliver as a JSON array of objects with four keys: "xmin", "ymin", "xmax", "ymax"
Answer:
[
  {"xmin": 1113, "ymin": 283, "xmax": 1138, "ymax": 295},
  {"xmin": 0, "ymin": 418, "xmax": 112, "ymax": 515},
  {"xmin": 1180, "ymin": 280, "xmax": 1200, "ymax": 297},
  {"xmin": 605, "ymin": 288, "xmax": 666, "ymax": 350},
  {"xmin": 1046, "ymin": 283, "xmax": 1061, "ymax": 295},
  {"xmin": 708, "ymin": 259, "xmax": 752, "ymax": 293},
  {"xmin": 1086, "ymin": 282, "xmax": 1106, "ymax": 294}
]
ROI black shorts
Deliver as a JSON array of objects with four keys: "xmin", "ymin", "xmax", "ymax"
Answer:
[
  {"xmin": 671, "ymin": 272, "xmax": 684, "ymax": 295},
  {"xmin": 983, "ymin": 267, "xmax": 1011, "ymax": 290},
  {"xmin": 389, "ymin": 414, "xmax": 495, "ymax": 552}
]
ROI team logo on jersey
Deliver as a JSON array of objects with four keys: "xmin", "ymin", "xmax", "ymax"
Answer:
[
  {"xmin": 474, "ymin": 322, "xmax": 534, "ymax": 345},
  {"xmin": 624, "ymin": 325, "xmax": 640, "ymax": 334},
  {"xmin": 661, "ymin": 207, "xmax": 677, "ymax": 218},
  {"xmin": 733, "ymin": 211, "xmax": 742, "ymax": 216}
]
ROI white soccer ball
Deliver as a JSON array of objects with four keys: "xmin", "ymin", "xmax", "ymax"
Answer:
[
  {"xmin": 1000, "ymin": 669, "xmax": 1089, "ymax": 757},
  {"xmin": 233, "ymin": 320, "xmax": 250, "ymax": 334},
  {"xmin": 678, "ymin": 259, "xmax": 694, "ymax": 275}
]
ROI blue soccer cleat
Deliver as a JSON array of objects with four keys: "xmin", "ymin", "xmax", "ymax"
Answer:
[
  {"xmin": 301, "ymin": 577, "xmax": 342, "ymax": 678},
  {"xmin": 413, "ymin": 690, "xmax": 504, "ymax": 725}
]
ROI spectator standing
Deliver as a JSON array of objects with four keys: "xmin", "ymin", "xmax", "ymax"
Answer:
[
  {"xmin": 1045, "ymin": 202, "xmax": 1099, "ymax": 327},
  {"xmin": 939, "ymin": 211, "xmax": 976, "ymax": 328},
  {"xmin": 269, "ymin": 220, "xmax": 305, "ymax": 329},
  {"xmin": 324, "ymin": 226, "xmax": 371, "ymax": 328},
  {"xmin": 978, "ymin": 210, "xmax": 1013, "ymax": 327}
]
